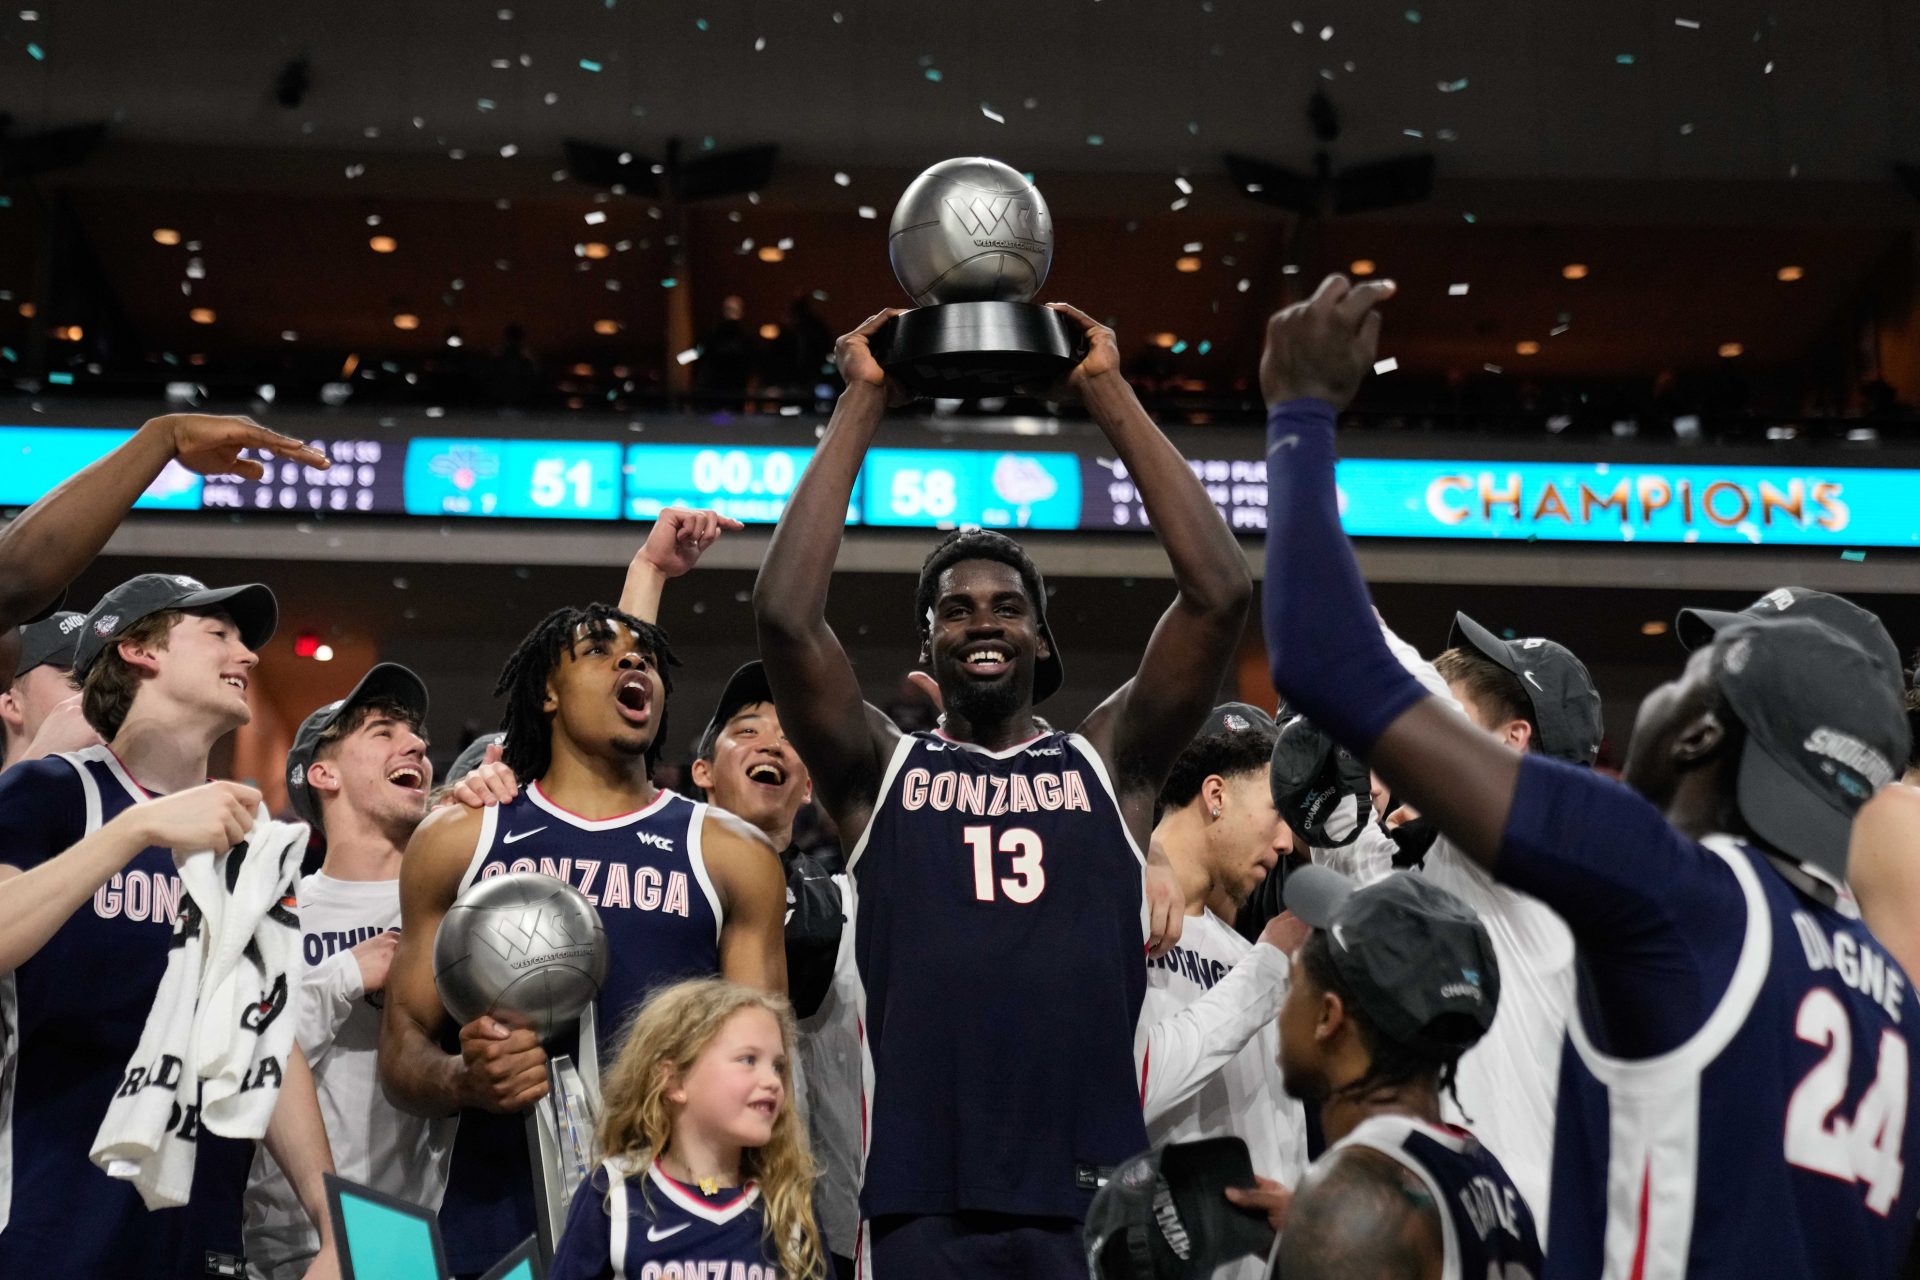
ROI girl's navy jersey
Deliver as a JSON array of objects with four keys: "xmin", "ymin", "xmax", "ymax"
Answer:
[
  {"xmin": 1329, "ymin": 1115, "xmax": 1543, "ymax": 1280},
  {"xmin": 437, "ymin": 783, "xmax": 724, "ymax": 1273},
  {"xmin": 0, "ymin": 747, "xmax": 254, "ymax": 1278},
  {"xmin": 549, "ymin": 1158, "xmax": 783, "ymax": 1280},
  {"xmin": 848, "ymin": 729, "xmax": 1149, "ymax": 1221}
]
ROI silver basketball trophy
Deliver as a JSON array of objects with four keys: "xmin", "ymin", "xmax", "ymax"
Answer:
[
  {"xmin": 434, "ymin": 872, "xmax": 610, "ymax": 1262},
  {"xmin": 874, "ymin": 157, "xmax": 1084, "ymax": 397}
]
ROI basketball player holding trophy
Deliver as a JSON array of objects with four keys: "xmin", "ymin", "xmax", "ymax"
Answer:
[{"xmin": 378, "ymin": 604, "xmax": 785, "ymax": 1276}]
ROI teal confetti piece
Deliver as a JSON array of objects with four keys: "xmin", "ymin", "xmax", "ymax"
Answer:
[
  {"xmin": 695, "ymin": 17, "xmax": 708, "ymax": 30},
  {"xmin": 1197, "ymin": 340, "xmax": 1213, "ymax": 355},
  {"xmin": 1405, "ymin": 9, "xmax": 1421, "ymax": 21},
  {"xmin": 924, "ymin": 67, "xmax": 942, "ymax": 81},
  {"xmin": 48, "ymin": 371, "xmax": 73, "ymax": 385},
  {"xmin": 1187, "ymin": 121, "xmax": 1199, "ymax": 135},
  {"xmin": 1842, "ymin": 550, "xmax": 1866, "ymax": 562},
  {"xmin": 0, "ymin": 196, "xmax": 10, "ymax": 207},
  {"xmin": 1170, "ymin": 340, "xmax": 1189, "ymax": 354},
  {"xmin": 1086, "ymin": 134, "xmax": 1104, "ymax": 146},
  {"xmin": 477, "ymin": 98, "xmax": 496, "ymax": 111},
  {"xmin": 661, "ymin": 277, "xmax": 678, "ymax": 288},
  {"xmin": 0, "ymin": 347, "xmax": 14, "ymax": 362},
  {"xmin": 1616, "ymin": 53, "xmax": 1636, "ymax": 64},
  {"xmin": 1462, "ymin": 211, "xmax": 1477, "ymax": 223},
  {"xmin": 579, "ymin": 58, "xmax": 602, "ymax": 72},
  {"xmin": 26, "ymin": 42, "xmax": 44, "ymax": 60}
]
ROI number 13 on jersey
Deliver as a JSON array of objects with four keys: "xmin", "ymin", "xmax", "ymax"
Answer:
[{"xmin": 966, "ymin": 826, "xmax": 1046, "ymax": 904}]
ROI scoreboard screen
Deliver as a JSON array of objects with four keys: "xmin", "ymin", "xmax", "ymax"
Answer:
[{"xmin": 3, "ymin": 420, "xmax": 1911, "ymax": 548}]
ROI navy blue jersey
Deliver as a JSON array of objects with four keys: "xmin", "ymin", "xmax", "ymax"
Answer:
[
  {"xmin": 549, "ymin": 1158, "xmax": 782, "ymax": 1280},
  {"xmin": 849, "ymin": 729, "xmax": 1148, "ymax": 1220},
  {"xmin": 0, "ymin": 747, "xmax": 253, "ymax": 1278},
  {"xmin": 1500, "ymin": 756, "xmax": 1920, "ymax": 1279},
  {"xmin": 1331, "ymin": 1115, "xmax": 1542, "ymax": 1279},
  {"xmin": 438, "ymin": 784, "xmax": 723, "ymax": 1272}
]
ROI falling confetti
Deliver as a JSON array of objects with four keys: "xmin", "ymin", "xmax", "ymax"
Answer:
[
  {"xmin": 1842, "ymin": 551, "xmax": 1867, "ymax": 562},
  {"xmin": 1236, "ymin": 278, "xmax": 1250, "ymax": 292},
  {"xmin": 833, "ymin": 171, "xmax": 850, "ymax": 185},
  {"xmin": 981, "ymin": 103, "xmax": 1005, "ymax": 124},
  {"xmin": 754, "ymin": 36, "xmax": 765, "ymax": 51},
  {"xmin": 1448, "ymin": 282, "xmax": 1469, "ymax": 296},
  {"xmin": 1437, "ymin": 77, "xmax": 1468, "ymax": 92},
  {"xmin": 1675, "ymin": 17, "xmax": 1700, "ymax": 28},
  {"xmin": 1175, "ymin": 177, "xmax": 1193, "ymax": 195},
  {"xmin": 924, "ymin": 68, "xmax": 942, "ymax": 81},
  {"xmin": 1183, "ymin": 240, "xmax": 1202, "ymax": 252},
  {"xmin": 857, "ymin": 206, "xmax": 877, "ymax": 218},
  {"xmin": 1405, "ymin": 9, "xmax": 1420, "ymax": 21},
  {"xmin": 1373, "ymin": 357, "xmax": 1399, "ymax": 374},
  {"xmin": 477, "ymin": 98, "xmax": 496, "ymax": 111},
  {"xmin": 579, "ymin": 59, "xmax": 602, "ymax": 72},
  {"xmin": 1615, "ymin": 53, "xmax": 1636, "ymax": 64},
  {"xmin": 25, "ymin": 41, "xmax": 43, "ymax": 59},
  {"xmin": 1462, "ymin": 212, "xmax": 1478, "ymax": 223},
  {"xmin": 1170, "ymin": 197, "xmax": 1189, "ymax": 210},
  {"xmin": 585, "ymin": 210, "xmax": 607, "ymax": 224},
  {"xmin": 1086, "ymin": 135, "xmax": 1104, "ymax": 146}
]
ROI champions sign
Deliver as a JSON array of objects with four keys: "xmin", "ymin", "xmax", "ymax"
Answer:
[{"xmin": 1331, "ymin": 460, "xmax": 1918, "ymax": 547}]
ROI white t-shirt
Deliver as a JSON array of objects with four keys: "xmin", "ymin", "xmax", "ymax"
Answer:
[
  {"xmin": 794, "ymin": 872, "xmax": 861, "ymax": 1264},
  {"xmin": 243, "ymin": 872, "xmax": 456, "ymax": 1280},
  {"xmin": 1136, "ymin": 910, "xmax": 1308, "ymax": 1280}
]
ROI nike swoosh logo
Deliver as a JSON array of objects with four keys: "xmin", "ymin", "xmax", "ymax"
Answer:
[
  {"xmin": 1332, "ymin": 923, "xmax": 1349, "ymax": 950},
  {"xmin": 502, "ymin": 827, "xmax": 547, "ymax": 844},
  {"xmin": 1268, "ymin": 434, "xmax": 1300, "ymax": 456},
  {"xmin": 1523, "ymin": 671, "xmax": 1544, "ymax": 692},
  {"xmin": 647, "ymin": 1223, "xmax": 690, "ymax": 1242}
]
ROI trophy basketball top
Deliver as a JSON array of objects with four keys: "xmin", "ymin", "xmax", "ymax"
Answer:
[{"xmin": 888, "ymin": 157, "xmax": 1055, "ymax": 307}]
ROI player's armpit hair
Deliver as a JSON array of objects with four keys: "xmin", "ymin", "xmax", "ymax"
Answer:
[{"xmin": 1276, "ymin": 1146, "xmax": 1442, "ymax": 1280}]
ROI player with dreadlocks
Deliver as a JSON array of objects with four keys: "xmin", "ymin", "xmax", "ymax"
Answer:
[{"xmin": 379, "ymin": 602, "xmax": 786, "ymax": 1279}]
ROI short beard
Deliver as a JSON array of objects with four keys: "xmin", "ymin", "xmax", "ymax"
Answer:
[{"xmin": 943, "ymin": 674, "xmax": 1026, "ymax": 730}]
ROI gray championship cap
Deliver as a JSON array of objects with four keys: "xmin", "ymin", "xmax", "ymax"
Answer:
[
  {"xmin": 1084, "ymin": 1138, "xmax": 1275, "ymax": 1280},
  {"xmin": 73, "ymin": 573, "xmax": 278, "ymax": 678},
  {"xmin": 704, "ymin": 662, "xmax": 776, "ymax": 746},
  {"xmin": 1678, "ymin": 587, "xmax": 1903, "ymax": 686},
  {"xmin": 285, "ymin": 663, "xmax": 430, "ymax": 829},
  {"xmin": 1285, "ymin": 864, "xmax": 1501, "ymax": 1057},
  {"xmin": 17, "ymin": 610, "xmax": 87, "ymax": 676},
  {"xmin": 445, "ymin": 731, "xmax": 506, "ymax": 788},
  {"xmin": 1709, "ymin": 616, "xmax": 1909, "ymax": 881},
  {"xmin": 1449, "ymin": 612, "xmax": 1603, "ymax": 766}
]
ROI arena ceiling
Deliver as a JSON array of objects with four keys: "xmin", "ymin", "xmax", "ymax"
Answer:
[{"xmin": 5, "ymin": 0, "xmax": 1917, "ymax": 182}]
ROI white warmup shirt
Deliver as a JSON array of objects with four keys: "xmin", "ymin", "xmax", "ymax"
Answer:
[
  {"xmin": 793, "ymin": 873, "xmax": 862, "ymax": 1265},
  {"xmin": 1307, "ymin": 620, "xmax": 1574, "ymax": 1236},
  {"xmin": 1136, "ymin": 909, "xmax": 1308, "ymax": 1280},
  {"xmin": 243, "ymin": 872, "xmax": 456, "ymax": 1279}
]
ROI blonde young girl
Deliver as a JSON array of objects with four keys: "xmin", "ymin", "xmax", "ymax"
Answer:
[{"xmin": 548, "ymin": 978, "xmax": 824, "ymax": 1280}]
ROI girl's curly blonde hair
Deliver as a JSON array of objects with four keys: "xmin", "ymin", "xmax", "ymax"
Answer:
[{"xmin": 596, "ymin": 978, "xmax": 823, "ymax": 1279}]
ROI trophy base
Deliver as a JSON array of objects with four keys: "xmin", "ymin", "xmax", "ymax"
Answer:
[{"xmin": 875, "ymin": 301, "xmax": 1083, "ymax": 398}]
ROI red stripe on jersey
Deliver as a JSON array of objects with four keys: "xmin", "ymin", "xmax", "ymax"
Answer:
[
  {"xmin": 1629, "ymin": 1161, "xmax": 1652, "ymax": 1280},
  {"xmin": 1139, "ymin": 1045, "xmax": 1150, "ymax": 1108}
]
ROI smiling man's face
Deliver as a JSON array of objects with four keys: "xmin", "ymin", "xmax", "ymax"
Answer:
[{"xmin": 693, "ymin": 701, "xmax": 810, "ymax": 840}]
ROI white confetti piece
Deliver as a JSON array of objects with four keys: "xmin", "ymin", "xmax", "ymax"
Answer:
[
  {"xmin": 1170, "ymin": 196, "xmax": 1189, "ymax": 210},
  {"xmin": 834, "ymin": 171, "xmax": 850, "ymax": 185},
  {"xmin": 1373, "ymin": 357, "xmax": 1398, "ymax": 374},
  {"xmin": 858, "ymin": 206, "xmax": 877, "ymax": 218},
  {"xmin": 1183, "ymin": 241, "xmax": 1203, "ymax": 252},
  {"xmin": 1175, "ymin": 177, "xmax": 1193, "ymax": 195},
  {"xmin": 500, "ymin": 143, "xmax": 518, "ymax": 157},
  {"xmin": 1319, "ymin": 24, "xmax": 1333, "ymax": 39},
  {"xmin": 981, "ymin": 103, "xmax": 1006, "ymax": 124},
  {"xmin": 754, "ymin": 36, "xmax": 765, "ymax": 50},
  {"xmin": 585, "ymin": 210, "xmax": 607, "ymax": 224},
  {"xmin": 1236, "ymin": 278, "xmax": 1250, "ymax": 292},
  {"xmin": 676, "ymin": 347, "xmax": 702, "ymax": 365},
  {"xmin": 777, "ymin": 237, "xmax": 794, "ymax": 250},
  {"xmin": 1448, "ymin": 282, "xmax": 1469, "ymax": 296},
  {"xmin": 1483, "ymin": 363, "xmax": 1503, "ymax": 373},
  {"xmin": 1675, "ymin": 16, "xmax": 1700, "ymax": 28}
]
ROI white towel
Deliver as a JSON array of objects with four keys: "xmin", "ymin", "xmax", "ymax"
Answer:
[{"xmin": 89, "ymin": 811, "xmax": 308, "ymax": 1210}]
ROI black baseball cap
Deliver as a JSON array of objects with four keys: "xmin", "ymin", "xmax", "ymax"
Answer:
[
  {"xmin": 73, "ymin": 573, "xmax": 278, "ymax": 678},
  {"xmin": 446, "ymin": 731, "xmax": 505, "ymax": 788},
  {"xmin": 286, "ymin": 663, "xmax": 430, "ymax": 828},
  {"xmin": 1710, "ymin": 616, "xmax": 1908, "ymax": 882},
  {"xmin": 1678, "ymin": 587, "xmax": 1903, "ymax": 684},
  {"xmin": 1449, "ymin": 612, "xmax": 1603, "ymax": 766},
  {"xmin": 704, "ymin": 662, "xmax": 776, "ymax": 750},
  {"xmin": 1197, "ymin": 702, "xmax": 1276, "ymax": 740},
  {"xmin": 17, "ymin": 611, "xmax": 86, "ymax": 676},
  {"xmin": 1084, "ymin": 1138, "xmax": 1275, "ymax": 1280},
  {"xmin": 1285, "ymin": 864, "xmax": 1501, "ymax": 1058}
]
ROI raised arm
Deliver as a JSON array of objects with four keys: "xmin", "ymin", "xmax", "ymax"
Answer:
[
  {"xmin": 705, "ymin": 811, "xmax": 789, "ymax": 996},
  {"xmin": 619, "ymin": 508, "xmax": 744, "ymax": 622},
  {"xmin": 0, "ymin": 413, "xmax": 327, "ymax": 632},
  {"xmin": 1056, "ymin": 305, "xmax": 1251, "ymax": 798},
  {"xmin": 1258, "ymin": 277, "xmax": 1520, "ymax": 869},
  {"xmin": 378, "ymin": 805, "xmax": 549, "ymax": 1117},
  {"xmin": 752, "ymin": 311, "xmax": 906, "ymax": 833}
]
